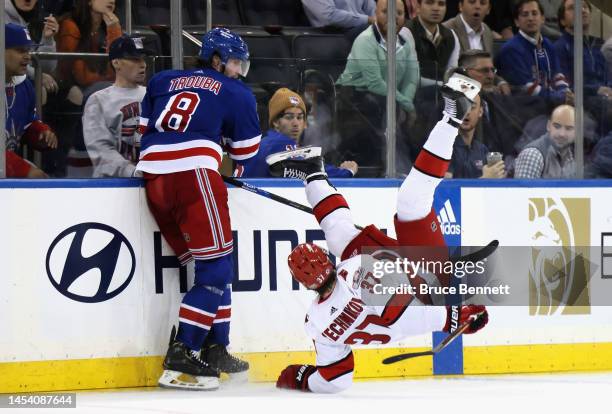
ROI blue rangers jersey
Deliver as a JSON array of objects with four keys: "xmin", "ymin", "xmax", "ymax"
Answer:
[
  {"xmin": 238, "ymin": 129, "xmax": 354, "ymax": 178},
  {"xmin": 136, "ymin": 68, "xmax": 261, "ymax": 174},
  {"xmin": 5, "ymin": 75, "xmax": 38, "ymax": 151}
]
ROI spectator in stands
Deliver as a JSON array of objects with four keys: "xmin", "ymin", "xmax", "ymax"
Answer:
[
  {"xmin": 484, "ymin": 0, "xmax": 513, "ymax": 39},
  {"xmin": 496, "ymin": 0, "xmax": 572, "ymax": 103},
  {"xmin": 586, "ymin": 133, "xmax": 612, "ymax": 178},
  {"xmin": 301, "ymin": 0, "xmax": 376, "ymax": 40},
  {"xmin": 446, "ymin": 93, "xmax": 505, "ymax": 178},
  {"xmin": 407, "ymin": 0, "xmax": 460, "ymax": 86},
  {"xmin": 5, "ymin": 0, "xmax": 59, "ymax": 96},
  {"xmin": 443, "ymin": 0, "xmax": 494, "ymax": 54},
  {"xmin": 83, "ymin": 35, "xmax": 149, "ymax": 178},
  {"xmin": 458, "ymin": 50, "xmax": 522, "ymax": 157},
  {"xmin": 4, "ymin": 23, "xmax": 57, "ymax": 178},
  {"xmin": 554, "ymin": 0, "xmax": 612, "ymax": 99},
  {"xmin": 335, "ymin": 0, "xmax": 418, "ymax": 173},
  {"xmin": 57, "ymin": 0, "xmax": 122, "ymax": 106},
  {"xmin": 514, "ymin": 104, "xmax": 575, "ymax": 178},
  {"xmin": 337, "ymin": 0, "xmax": 419, "ymax": 119},
  {"xmin": 540, "ymin": 0, "xmax": 563, "ymax": 40},
  {"xmin": 41, "ymin": 0, "xmax": 74, "ymax": 16},
  {"xmin": 406, "ymin": 0, "xmax": 418, "ymax": 19},
  {"xmin": 603, "ymin": 37, "xmax": 612, "ymax": 83},
  {"xmin": 239, "ymin": 88, "xmax": 358, "ymax": 178},
  {"xmin": 460, "ymin": 50, "xmax": 509, "ymax": 95}
]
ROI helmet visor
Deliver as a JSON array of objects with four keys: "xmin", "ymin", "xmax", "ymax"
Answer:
[{"xmin": 225, "ymin": 57, "xmax": 250, "ymax": 78}]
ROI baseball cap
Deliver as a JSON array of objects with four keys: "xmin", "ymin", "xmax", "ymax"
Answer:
[
  {"xmin": 109, "ymin": 35, "xmax": 153, "ymax": 60},
  {"xmin": 5, "ymin": 23, "xmax": 37, "ymax": 49},
  {"xmin": 268, "ymin": 88, "xmax": 307, "ymax": 122}
]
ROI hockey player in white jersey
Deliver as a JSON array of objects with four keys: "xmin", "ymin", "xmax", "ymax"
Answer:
[{"xmin": 270, "ymin": 74, "xmax": 489, "ymax": 393}]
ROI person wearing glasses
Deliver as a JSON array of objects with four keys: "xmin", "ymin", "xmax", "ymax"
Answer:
[
  {"xmin": 237, "ymin": 88, "xmax": 358, "ymax": 178},
  {"xmin": 458, "ymin": 50, "xmax": 524, "ymax": 159}
]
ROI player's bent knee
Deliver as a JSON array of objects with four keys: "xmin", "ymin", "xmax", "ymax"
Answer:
[{"xmin": 194, "ymin": 255, "xmax": 234, "ymax": 289}]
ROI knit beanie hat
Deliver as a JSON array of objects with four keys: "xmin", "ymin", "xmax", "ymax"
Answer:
[{"xmin": 268, "ymin": 88, "xmax": 307, "ymax": 122}]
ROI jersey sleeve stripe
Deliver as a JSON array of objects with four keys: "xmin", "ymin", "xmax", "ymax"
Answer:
[
  {"xmin": 226, "ymin": 142, "xmax": 260, "ymax": 156},
  {"xmin": 224, "ymin": 135, "xmax": 261, "ymax": 149},
  {"xmin": 228, "ymin": 147, "xmax": 260, "ymax": 161},
  {"xmin": 414, "ymin": 148, "xmax": 450, "ymax": 178},
  {"xmin": 313, "ymin": 194, "xmax": 349, "ymax": 223},
  {"xmin": 317, "ymin": 351, "xmax": 354, "ymax": 382}
]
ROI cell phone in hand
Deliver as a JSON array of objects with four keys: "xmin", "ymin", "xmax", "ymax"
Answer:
[{"xmin": 486, "ymin": 152, "xmax": 502, "ymax": 166}]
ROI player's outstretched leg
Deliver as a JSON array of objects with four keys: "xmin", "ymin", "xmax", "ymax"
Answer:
[
  {"xmin": 158, "ymin": 326, "xmax": 220, "ymax": 390},
  {"xmin": 269, "ymin": 148, "xmax": 361, "ymax": 258},
  {"xmin": 397, "ymin": 73, "xmax": 481, "ymax": 224}
]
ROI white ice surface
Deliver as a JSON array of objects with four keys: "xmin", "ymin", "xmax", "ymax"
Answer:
[{"xmin": 18, "ymin": 373, "xmax": 612, "ymax": 414}]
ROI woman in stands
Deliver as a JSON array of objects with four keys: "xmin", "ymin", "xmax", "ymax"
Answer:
[
  {"xmin": 5, "ymin": 0, "xmax": 60, "ymax": 96},
  {"xmin": 56, "ymin": 0, "xmax": 123, "ymax": 106}
]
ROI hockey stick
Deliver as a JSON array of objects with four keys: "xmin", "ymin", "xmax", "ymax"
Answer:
[
  {"xmin": 382, "ymin": 311, "xmax": 485, "ymax": 364},
  {"xmin": 380, "ymin": 242, "xmax": 498, "ymax": 364},
  {"xmin": 222, "ymin": 175, "xmax": 315, "ymax": 215},
  {"xmin": 453, "ymin": 239, "xmax": 499, "ymax": 264},
  {"xmin": 222, "ymin": 176, "xmax": 367, "ymax": 229}
]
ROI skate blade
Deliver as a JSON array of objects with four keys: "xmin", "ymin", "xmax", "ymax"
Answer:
[
  {"xmin": 158, "ymin": 370, "xmax": 219, "ymax": 391},
  {"xmin": 221, "ymin": 370, "xmax": 248, "ymax": 384},
  {"xmin": 446, "ymin": 73, "xmax": 481, "ymax": 100},
  {"xmin": 265, "ymin": 146, "xmax": 322, "ymax": 165}
]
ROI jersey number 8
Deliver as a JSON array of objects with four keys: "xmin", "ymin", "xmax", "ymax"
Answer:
[{"xmin": 155, "ymin": 91, "xmax": 201, "ymax": 132}]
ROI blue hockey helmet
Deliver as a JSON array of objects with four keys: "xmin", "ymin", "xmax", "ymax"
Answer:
[{"xmin": 200, "ymin": 27, "xmax": 250, "ymax": 76}]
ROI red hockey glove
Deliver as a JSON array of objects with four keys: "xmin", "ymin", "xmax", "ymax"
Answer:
[
  {"xmin": 22, "ymin": 120, "xmax": 56, "ymax": 150},
  {"xmin": 444, "ymin": 305, "xmax": 488, "ymax": 334},
  {"xmin": 276, "ymin": 364, "xmax": 316, "ymax": 391}
]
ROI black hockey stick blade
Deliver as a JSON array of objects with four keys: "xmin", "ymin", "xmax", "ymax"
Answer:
[
  {"xmin": 453, "ymin": 239, "xmax": 499, "ymax": 264},
  {"xmin": 382, "ymin": 312, "xmax": 485, "ymax": 364}
]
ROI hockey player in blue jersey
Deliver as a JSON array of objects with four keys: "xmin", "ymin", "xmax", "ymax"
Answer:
[
  {"xmin": 237, "ymin": 87, "xmax": 358, "ymax": 178},
  {"xmin": 135, "ymin": 28, "xmax": 261, "ymax": 390}
]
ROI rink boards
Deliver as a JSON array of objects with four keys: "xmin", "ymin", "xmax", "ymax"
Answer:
[{"xmin": 2, "ymin": 179, "xmax": 612, "ymax": 392}]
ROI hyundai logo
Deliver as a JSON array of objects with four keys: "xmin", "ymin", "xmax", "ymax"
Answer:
[{"xmin": 46, "ymin": 223, "xmax": 136, "ymax": 303}]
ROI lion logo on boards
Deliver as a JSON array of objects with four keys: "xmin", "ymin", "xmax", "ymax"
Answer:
[{"xmin": 528, "ymin": 198, "xmax": 590, "ymax": 315}]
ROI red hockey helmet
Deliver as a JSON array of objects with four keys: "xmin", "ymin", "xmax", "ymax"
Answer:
[{"xmin": 288, "ymin": 243, "xmax": 335, "ymax": 290}]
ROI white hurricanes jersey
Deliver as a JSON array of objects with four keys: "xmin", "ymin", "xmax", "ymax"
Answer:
[{"xmin": 303, "ymin": 255, "xmax": 446, "ymax": 393}]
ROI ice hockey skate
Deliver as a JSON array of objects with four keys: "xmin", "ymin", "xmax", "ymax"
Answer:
[
  {"xmin": 202, "ymin": 343, "xmax": 249, "ymax": 382},
  {"xmin": 158, "ymin": 327, "xmax": 220, "ymax": 391},
  {"xmin": 266, "ymin": 146, "xmax": 326, "ymax": 181},
  {"xmin": 440, "ymin": 73, "xmax": 482, "ymax": 127}
]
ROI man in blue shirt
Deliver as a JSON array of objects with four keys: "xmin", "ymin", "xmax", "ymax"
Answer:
[
  {"xmin": 495, "ymin": 0, "xmax": 572, "ymax": 102},
  {"xmin": 239, "ymin": 88, "xmax": 358, "ymax": 178},
  {"xmin": 301, "ymin": 0, "xmax": 376, "ymax": 40},
  {"xmin": 447, "ymin": 93, "xmax": 506, "ymax": 179},
  {"xmin": 554, "ymin": 0, "xmax": 611, "ymax": 134},
  {"xmin": 554, "ymin": 0, "xmax": 611, "ymax": 98}
]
